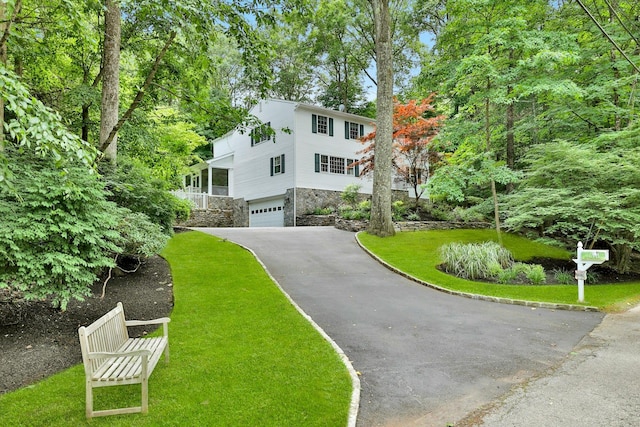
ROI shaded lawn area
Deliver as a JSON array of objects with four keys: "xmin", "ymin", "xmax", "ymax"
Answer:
[
  {"xmin": 358, "ymin": 229, "xmax": 640, "ymax": 312},
  {"xmin": 0, "ymin": 231, "xmax": 352, "ymax": 426}
]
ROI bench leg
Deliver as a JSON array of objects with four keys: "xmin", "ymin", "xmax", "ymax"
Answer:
[
  {"xmin": 86, "ymin": 381, "xmax": 94, "ymax": 419},
  {"xmin": 141, "ymin": 377, "xmax": 149, "ymax": 414}
]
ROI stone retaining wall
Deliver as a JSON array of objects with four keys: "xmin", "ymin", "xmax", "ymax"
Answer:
[
  {"xmin": 296, "ymin": 214, "xmax": 336, "ymax": 227},
  {"xmin": 335, "ymin": 218, "xmax": 492, "ymax": 233},
  {"xmin": 175, "ymin": 196, "xmax": 234, "ymax": 228}
]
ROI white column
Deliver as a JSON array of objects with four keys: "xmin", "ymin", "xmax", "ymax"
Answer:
[
  {"xmin": 207, "ymin": 163, "xmax": 213, "ymax": 195},
  {"xmin": 227, "ymin": 168, "xmax": 234, "ymax": 197}
]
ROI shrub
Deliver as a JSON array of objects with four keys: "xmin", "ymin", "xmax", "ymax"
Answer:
[
  {"xmin": 392, "ymin": 200, "xmax": 407, "ymax": 221},
  {"xmin": 0, "ymin": 152, "xmax": 123, "ymax": 309},
  {"xmin": 407, "ymin": 213, "xmax": 420, "ymax": 221},
  {"xmin": 440, "ymin": 241, "xmax": 513, "ymax": 280},
  {"xmin": 312, "ymin": 207, "xmax": 334, "ymax": 215},
  {"xmin": 524, "ymin": 264, "xmax": 546, "ymax": 285},
  {"xmin": 101, "ymin": 158, "xmax": 191, "ymax": 234},
  {"xmin": 341, "ymin": 183, "xmax": 361, "ymax": 207},
  {"xmin": 498, "ymin": 268, "xmax": 519, "ymax": 284},
  {"xmin": 553, "ymin": 268, "xmax": 574, "ymax": 285}
]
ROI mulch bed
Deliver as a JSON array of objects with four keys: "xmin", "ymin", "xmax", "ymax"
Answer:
[{"xmin": 0, "ymin": 255, "xmax": 174, "ymax": 395}]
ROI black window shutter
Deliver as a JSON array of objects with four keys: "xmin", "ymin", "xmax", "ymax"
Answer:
[
  {"xmin": 314, "ymin": 153, "xmax": 320, "ymax": 172},
  {"xmin": 345, "ymin": 121, "xmax": 350, "ymax": 139},
  {"xmin": 312, "ymin": 114, "xmax": 317, "ymax": 133},
  {"xmin": 251, "ymin": 129, "xmax": 255, "ymax": 146},
  {"xmin": 270, "ymin": 157, "xmax": 274, "ymax": 176},
  {"xmin": 359, "ymin": 124, "xmax": 364, "ymax": 137},
  {"xmin": 267, "ymin": 122, "xmax": 272, "ymax": 141},
  {"xmin": 329, "ymin": 118, "xmax": 334, "ymax": 136},
  {"xmin": 355, "ymin": 164, "xmax": 360, "ymax": 177},
  {"xmin": 281, "ymin": 154, "xmax": 285, "ymax": 174}
]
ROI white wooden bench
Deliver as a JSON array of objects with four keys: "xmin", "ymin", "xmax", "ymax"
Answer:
[{"xmin": 77, "ymin": 302, "xmax": 170, "ymax": 418}]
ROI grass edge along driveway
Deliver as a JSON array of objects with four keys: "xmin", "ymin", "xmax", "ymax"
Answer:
[
  {"xmin": 0, "ymin": 231, "xmax": 352, "ymax": 427},
  {"xmin": 357, "ymin": 229, "xmax": 640, "ymax": 312}
]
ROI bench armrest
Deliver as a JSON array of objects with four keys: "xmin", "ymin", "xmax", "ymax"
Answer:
[
  {"xmin": 88, "ymin": 349, "xmax": 151, "ymax": 360},
  {"xmin": 125, "ymin": 317, "xmax": 170, "ymax": 327},
  {"xmin": 125, "ymin": 317, "xmax": 170, "ymax": 337}
]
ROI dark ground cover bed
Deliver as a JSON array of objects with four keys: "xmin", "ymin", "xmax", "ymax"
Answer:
[{"xmin": 0, "ymin": 255, "xmax": 174, "ymax": 395}]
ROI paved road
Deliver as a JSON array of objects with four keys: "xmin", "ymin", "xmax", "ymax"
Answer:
[{"xmin": 199, "ymin": 227, "xmax": 604, "ymax": 426}]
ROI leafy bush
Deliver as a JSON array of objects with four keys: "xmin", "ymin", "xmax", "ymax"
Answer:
[
  {"xmin": 524, "ymin": 264, "xmax": 546, "ymax": 285},
  {"xmin": 497, "ymin": 268, "xmax": 519, "ymax": 284},
  {"xmin": 407, "ymin": 213, "xmax": 420, "ymax": 221},
  {"xmin": 553, "ymin": 268, "xmax": 573, "ymax": 285},
  {"xmin": 116, "ymin": 210, "xmax": 169, "ymax": 258},
  {"xmin": 340, "ymin": 183, "xmax": 361, "ymax": 207},
  {"xmin": 312, "ymin": 207, "xmax": 334, "ymax": 215},
  {"xmin": 0, "ymin": 152, "xmax": 123, "ymax": 309},
  {"xmin": 101, "ymin": 159, "xmax": 191, "ymax": 234},
  {"xmin": 440, "ymin": 241, "xmax": 513, "ymax": 280},
  {"xmin": 392, "ymin": 200, "xmax": 407, "ymax": 221}
]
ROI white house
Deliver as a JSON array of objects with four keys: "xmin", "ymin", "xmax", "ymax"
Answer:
[{"xmin": 181, "ymin": 99, "xmax": 407, "ymax": 227}]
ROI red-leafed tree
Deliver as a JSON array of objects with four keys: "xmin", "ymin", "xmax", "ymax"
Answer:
[{"xmin": 358, "ymin": 95, "xmax": 446, "ymax": 208}]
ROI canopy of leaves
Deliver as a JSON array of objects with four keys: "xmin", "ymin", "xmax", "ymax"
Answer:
[{"xmin": 503, "ymin": 138, "xmax": 640, "ymax": 273}]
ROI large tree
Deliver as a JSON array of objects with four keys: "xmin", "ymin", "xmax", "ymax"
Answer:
[
  {"xmin": 368, "ymin": 0, "xmax": 395, "ymax": 236},
  {"xmin": 358, "ymin": 96, "xmax": 445, "ymax": 208}
]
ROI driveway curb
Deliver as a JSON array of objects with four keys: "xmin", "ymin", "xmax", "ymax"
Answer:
[
  {"xmin": 226, "ymin": 238, "xmax": 360, "ymax": 427},
  {"xmin": 354, "ymin": 231, "xmax": 600, "ymax": 313}
]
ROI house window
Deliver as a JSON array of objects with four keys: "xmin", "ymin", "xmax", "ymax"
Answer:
[
  {"xmin": 347, "ymin": 159, "xmax": 357, "ymax": 176},
  {"xmin": 312, "ymin": 114, "xmax": 334, "ymax": 136},
  {"xmin": 344, "ymin": 121, "xmax": 365, "ymax": 139},
  {"xmin": 270, "ymin": 154, "xmax": 285, "ymax": 176},
  {"xmin": 330, "ymin": 156, "xmax": 345, "ymax": 174},
  {"xmin": 315, "ymin": 153, "xmax": 359, "ymax": 177},
  {"xmin": 320, "ymin": 154, "xmax": 329, "ymax": 172},
  {"xmin": 251, "ymin": 122, "xmax": 271, "ymax": 146}
]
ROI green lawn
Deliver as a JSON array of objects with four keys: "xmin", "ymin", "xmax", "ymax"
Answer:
[
  {"xmin": 0, "ymin": 231, "xmax": 352, "ymax": 426},
  {"xmin": 358, "ymin": 229, "xmax": 640, "ymax": 312}
]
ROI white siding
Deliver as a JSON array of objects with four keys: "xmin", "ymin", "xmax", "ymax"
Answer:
[
  {"xmin": 231, "ymin": 100, "xmax": 296, "ymax": 202},
  {"xmin": 293, "ymin": 106, "xmax": 375, "ymax": 194}
]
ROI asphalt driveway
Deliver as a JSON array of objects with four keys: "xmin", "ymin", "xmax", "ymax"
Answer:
[{"xmin": 199, "ymin": 227, "xmax": 604, "ymax": 426}]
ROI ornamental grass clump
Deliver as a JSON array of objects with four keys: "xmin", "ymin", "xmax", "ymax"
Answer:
[{"xmin": 440, "ymin": 241, "xmax": 513, "ymax": 280}]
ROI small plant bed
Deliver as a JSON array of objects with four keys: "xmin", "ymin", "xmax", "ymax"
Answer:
[{"xmin": 358, "ymin": 229, "xmax": 640, "ymax": 311}]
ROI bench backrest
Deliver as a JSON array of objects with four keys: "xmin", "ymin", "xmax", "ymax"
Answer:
[{"xmin": 78, "ymin": 302, "xmax": 129, "ymax": 375}]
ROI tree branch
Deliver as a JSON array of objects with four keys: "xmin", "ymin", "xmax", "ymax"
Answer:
[
  {"xmin": 99, "ymin": 30, "xmax": 177, "ymax": 153},
  {"xmin": 0, "ymin": 0, "xmax": 22, "ymax": 52}
]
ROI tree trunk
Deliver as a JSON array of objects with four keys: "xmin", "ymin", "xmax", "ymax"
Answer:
[
  {"xmin": 368, "ymin": 0, "xmax": 395, "ymax": 237},
  {"xmin": 99, "ymin": 0, "xmax": 121, "ymax": 163},
  {"xmin": 506, "ymin": 85, "xmax": 515, "ymax": 193},
  {"xmin": 611, "ymin": 243, "xmax": 631, "ymax": 274},
  {"xmin": 99, "ymin": 30, "xmax": 176, "ymax": 153},
  {"xmin": 486, "ymin": 91, "xmax": 502, "ymax": 245}
]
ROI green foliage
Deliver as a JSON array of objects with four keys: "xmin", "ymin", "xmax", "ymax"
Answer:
[
  {"xmin": 0, "ymin": 67, "xmax": 97, "ymax": 191},
  {"xmin": 312, "ymin": 207, "xmax": 334, "ymax": 215},
  {"xmin": 524, "ymin": 264, "xmax": 546, "ymax": 285},
  {"xmin": 440, "ymin": 241, "xmax": 513, "ymax": 280},
  {"xmin": 503, "ymin": 140, "xmax": 640, "ymax": 273},
  {"xmin": 340, "ymin": 183, "xmax": 361, "ymax": 207},
  {"xmin": 116, "ymin": 211, "xmax": 169, "ymax": 258},
  {"xmin": 407, "ymin": 212, "xmax": 420, "ymax": 221},
  {"xmin": 392, "ymin": 200, "xmax": 407, "ymax": 221},
  {"xmin": 0, "ymin": 152, "xmax": 121, "ymax": 309},
  {"xmin": 101, "ymin": 159, "xmax": 192, "ymax": 234},
  {"xmin": 553, "ymin": 269, "xmax": 574, "ymax": 285}
]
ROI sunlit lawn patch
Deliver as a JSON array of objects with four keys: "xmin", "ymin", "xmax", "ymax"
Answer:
[
  {"xmin": 358, "ymin": 229, "xmax": 640, "ymax": 311},
  {"xmin": 0, "ymin": 231, "xmax": 351, "ymax": 426}
]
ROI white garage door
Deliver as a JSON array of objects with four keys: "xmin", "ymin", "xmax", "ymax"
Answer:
[{"xmin": 249, "ymin": 198, "xmax": 285, "ymax": 227}]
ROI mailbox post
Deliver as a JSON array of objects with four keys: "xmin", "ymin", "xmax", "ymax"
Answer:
[{"xmin": 573, "ymin": 242, "xmax": 609, "ymax": 303}]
